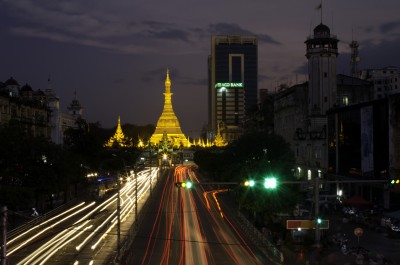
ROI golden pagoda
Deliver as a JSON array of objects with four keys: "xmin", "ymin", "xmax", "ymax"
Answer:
[
  {"xmin": 149, "ymin": 69, "xmax": 188, "ymax": 148},
  {"xmin": 213, "ymin": 122, "xmax": 227, "ymax": 147},
  {"xmin": 104, "ymin": 116, "xmax": 133, "ymax": 148}
]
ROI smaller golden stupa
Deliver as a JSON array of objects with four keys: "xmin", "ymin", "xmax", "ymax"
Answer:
[
  {"xmin": 104, "ymin": 116, "xmax": 133, "ymax": 148},
  {"xmin": 213, "ymin": 123, "xmax": 227, "ymax": 147}
]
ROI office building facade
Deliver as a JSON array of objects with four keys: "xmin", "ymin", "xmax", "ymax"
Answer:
[{"xmin": 208, "ymin": 35, "xmax": 258, "ymax": 142}]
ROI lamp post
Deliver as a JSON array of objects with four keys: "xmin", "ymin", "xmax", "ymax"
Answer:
[
  {"xmin": 148, "ymin": 145, "xmax": 153, "ymax": 199},
  {"xmin": 314, "ymin": 177, "xmax": 321, "ymax": 247},
  {"xmin": 134, "ymin": 168, "xmax": 138, "ymax": 232},
  {"xmin": 1, "ymin": 206, "xmax": 7, "ymax": 265},
  {"xmin": 116, "ymin": 173, "xmax": 121, "ymax": 260},
  {"xmin": 111, "ymin": 154, "xmax": 124, "ymax": 261}
]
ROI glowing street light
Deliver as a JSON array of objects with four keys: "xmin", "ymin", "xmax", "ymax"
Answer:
[{"xmin": 264, "ymin": 177, "xmax": 277, "ymax": 189}]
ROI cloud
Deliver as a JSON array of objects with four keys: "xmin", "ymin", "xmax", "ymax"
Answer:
[
  {"xmin": 142, "ymin": 28, "xmax": 190, "ymax": 42},
  {"xmin": 294, "ymin": 63, "xmax": 308, "ymax": 76},
  {"xmin": 141, "ymin": 67, "xmax": 178, "ymax": 83},
  {"xmin": 208, "ymin": 23, "xmax": 281, "ymax": 45},
  {"xmin": 359, "ymin": 37, "xmax": 400, "ymax": 68},
  {"xmin": 379, "ymin": 20, "xmax": 400, "ymax": 34}
]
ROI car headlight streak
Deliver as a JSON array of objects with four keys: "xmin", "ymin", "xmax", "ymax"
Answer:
[{"xmin": 12, "ymin": 168, "xmax": 159, "ymax": 264}]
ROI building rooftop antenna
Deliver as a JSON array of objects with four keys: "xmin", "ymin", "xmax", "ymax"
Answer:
[{"xmin": 350, "ymin": 28, "xmax": 360, "ymax": 77}]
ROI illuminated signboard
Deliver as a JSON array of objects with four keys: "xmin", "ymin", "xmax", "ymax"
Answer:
[{"xmin": 215, "ymin": 83, "xmax": 243, "ymax": 89}]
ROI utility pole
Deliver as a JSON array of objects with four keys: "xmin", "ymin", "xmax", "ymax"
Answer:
[
  {"xmin": 149, "ymin": 146, "xmax": 152, "ymax": 199},
  {"xmin": 1, "ymin": 206, "xmax": 7, "ymax": 265},
  {"xmin": 134, "ymin": 169, "xmax": 138, "ymax": 232},
  {"xmin": 117, "ymin": 174, "xmax": 121, "ymax": 261},
  {"xmin": 314, "ymin": 177, "xmax": 321, "ymax": 247}
]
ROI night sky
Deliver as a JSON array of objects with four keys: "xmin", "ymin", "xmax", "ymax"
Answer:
[{"xmin": 1, "ymin": 0, "xmax": 399, "ymax": 138}]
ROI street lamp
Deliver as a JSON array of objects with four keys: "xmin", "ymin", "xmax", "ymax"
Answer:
[
  {"xmin": 1, "ymin": 206, "xmax": 7, "ymax": 265},
  {"xmin": 111, "ymin": 154, "xmax": 123, "ymax": 261},
  {"xmin": 148, "ymin": 145, "xmax": 154, "ymax": 199},
  {"xmin": 264, "ymin": 177, "xmax": 277, "ymax": 189},
  {"xmin": 116, "ymin": 172, "xmax": 121, "ymax": 260},
  {"xmin": 133, "ymin": 169, "xmax": 138, "ymax": 232}
]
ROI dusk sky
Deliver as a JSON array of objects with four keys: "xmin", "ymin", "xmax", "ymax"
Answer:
[{"xmin": 1, "ymin": 0, "xmax": 400, "ymax": 137}]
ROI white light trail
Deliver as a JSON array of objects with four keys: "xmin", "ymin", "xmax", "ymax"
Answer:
[{"xmin": 9, "ymin": 201, "xmax": 96, "ymax": 256}]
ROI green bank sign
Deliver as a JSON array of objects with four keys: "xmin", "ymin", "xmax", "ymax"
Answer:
[{"xmin": 215, "ymin": 82, "xmax": 243, "ymax": 88}]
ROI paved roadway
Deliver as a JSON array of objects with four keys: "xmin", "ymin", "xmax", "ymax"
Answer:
[{"xmin": 123, "ymin": 166, "xmax": 270, "ymax": 265}]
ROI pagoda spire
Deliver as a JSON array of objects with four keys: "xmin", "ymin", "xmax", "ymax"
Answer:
[
  {"xmin": 104, "ymin": 116, "xmax": 133, "ymax": 148},
  {"xmin": 214, "ymin": 122, "xmax": 227, "ymax": 147},
  {"xmin": 149, "ymin": 69, "xmax": 188, "ymax": 147},
  {"xmin": 165, "ymin": 68, "xmax": 171, "ymax": 93}
]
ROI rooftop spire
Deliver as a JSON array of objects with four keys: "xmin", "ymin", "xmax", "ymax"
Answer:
[{"xmin": 165, "ymin": 68, "xmax": 171, "ymax": 93}]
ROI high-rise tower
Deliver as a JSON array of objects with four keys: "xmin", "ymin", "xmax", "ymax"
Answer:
[
  {"xmin": 305, "ymin": 24, "xmax": 338, "ymax": 115},
  {"xmin": 208, "ymin": 35, "xmax": 258, "ymax": 142},
  {"xmin": 149, "ymin": 70, "xmax": 188, "ymax": 147}
]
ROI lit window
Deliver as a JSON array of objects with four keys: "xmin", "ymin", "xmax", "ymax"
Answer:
[{"xmin": 342, "ymin": 96, "xmax": 349, "ymax": 106}]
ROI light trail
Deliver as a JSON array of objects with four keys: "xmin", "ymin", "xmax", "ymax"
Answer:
[
  {"xmin": 9, "ymin": 201, "xmax": 96, "ymax": 256},
  {"xmin": 10, "ymin": 167, "xmax": 159, "ymax": 264},
  {"xmin": 38, "ymin": 223, "xmax": 93, "ymax": 265},
  {"xmin": 17, "ymin": 220, "xmax": 91, "ymax": 265},
  {"xmin": 76, "ymin": 210, "xmax": 115, "ymax": 251},
  {"xmin": 7, "ymin": 201, "xmax": 86, "ymax": 246}
]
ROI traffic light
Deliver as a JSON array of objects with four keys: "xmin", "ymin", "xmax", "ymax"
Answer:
[
  {"xmin": 243, "ymin": 180, "xmax": 255, "ymax": 187},
  {"xmin": 390, "ymin": 179, "xmax": 400, "ymax": 185},
  {"xmin": 264, "ymin": 177, "xmax": 277, "ymax": 189},
  {"xmin": 185, "ymin": 181, "xmax": 193, "ymax": 189},
  {"xmin": 316, "ymin": 217, "xmax": 322, "ymax": 224},
  {"xmin": 175, "ymin": 181, "xmax": 193, "ymax": 189}
]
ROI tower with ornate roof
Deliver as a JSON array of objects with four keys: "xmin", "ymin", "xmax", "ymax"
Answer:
[
  {"xmin": 67, "ymin": 91, "xmax": 83, "ymax": 118},
  {"xmin": 149, "ymin": 70, "xmax": 188, "ymax": 148},
  {"xmin": 305, "ymin": 23, "xmax": 338, "ymax": 115}
]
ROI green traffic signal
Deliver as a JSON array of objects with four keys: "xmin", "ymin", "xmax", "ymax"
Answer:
[
  {"xmin": 317, "ymin": 217, "xmax": 322, "ymax": 224},
  {"xmin": 175, "ymin": 181, "xmax": 193, "ymax": 189},
  {"xmin": 185, "ymin": 181, "xmax": 193, "ymax": 189},
  {"xmin": 264, "ymin": 177, "xmax": 277, "ymax": 189},
  {"xmin": 244, "ymin": 180, "xmax": 255, "ymax": 187}
]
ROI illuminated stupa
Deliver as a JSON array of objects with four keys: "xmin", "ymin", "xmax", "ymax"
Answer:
[
  {"xmin": 149, "ymin": 69, "xmax": 188, "ymax": 148},
  {"xmin": 213, "ymin": 123, "xmax": 227, "ymax": 147},
  {"xmin": 104, "ymin": 116, "xmax": 133, "ymax": 148}
]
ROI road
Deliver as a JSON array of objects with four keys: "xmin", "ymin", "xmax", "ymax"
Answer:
[
  {"xmin": 6, "ymin": 167, "xmax": 158, "ymax": 265},
  {"xmin": 123, "ymin": 166, "xmax": 269, "ymax": 265}
]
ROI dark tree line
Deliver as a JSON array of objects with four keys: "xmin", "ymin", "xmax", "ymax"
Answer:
[{"xmin": 0, "ymin": 119, "xmax": 154, "ymax": 213}]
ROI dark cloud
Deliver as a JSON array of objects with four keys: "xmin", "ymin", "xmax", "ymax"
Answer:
[
  {"xmin": 208, "ymin": 23, "xmax": 281, "ymax": 45},
  {"xmin": 141, "ymin": 67, "xmax": 179, "ymax": 83},
  {"xmin": 181, "ymin": 77, "xmax": 207, "ymax": 86},
  {"xmin": 142, "ymin": 20, "xmax": 175, "ymax": 30},
  {"xmin": 258, "ymin": 74, "xmax": 272, "ymax": 82},
  {"xmin": 359, "ymin": 37, "xmax": 400, "ymax": 69},
  {"xmin": 294, "ymin": 63, "xmax": 308, "ymax": 76},
  {"xmin": 379, "ymin": 20, "xmax": 400, "ymax": 34},
  {"xmin": 113, "ymin": 78, "xmax": 125, "ymax": 84},
  {"xmin": 144, "ymin": 29, "xmax": 190, "ymax": 42}
]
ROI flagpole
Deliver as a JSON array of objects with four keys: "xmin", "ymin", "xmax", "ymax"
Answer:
[{"xmin": 320, "ymin": 0, "xmax": 323, "ymax": 24}]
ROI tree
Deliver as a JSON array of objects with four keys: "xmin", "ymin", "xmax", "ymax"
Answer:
[{"xmin": 0, "ymin": 122, "xmax": 63, "ymax": 210}]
